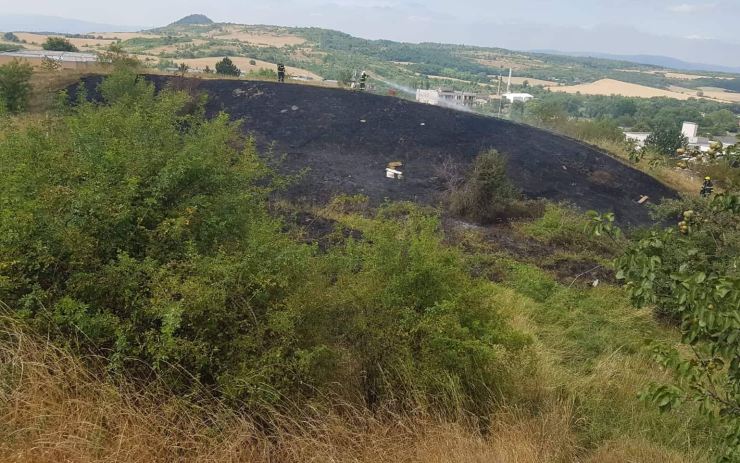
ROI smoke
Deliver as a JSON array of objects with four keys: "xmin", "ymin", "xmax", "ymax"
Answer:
[
  {"xmin": 370, "ymin": 73, "xmax": 475, "ymax": 114},
  {"xmin": 369, "ymin": 73, "xmax": 416, "ymax": 96}
]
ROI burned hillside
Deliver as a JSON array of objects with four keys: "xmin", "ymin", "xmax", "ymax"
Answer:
[{"xmin": 71, "ymin": 75, "xmax": 677, "ymax": 225}]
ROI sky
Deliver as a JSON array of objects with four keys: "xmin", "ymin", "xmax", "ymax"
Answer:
[{"xmin": 2, "ymin": 0, "xmax": 739, "ymax": 67}]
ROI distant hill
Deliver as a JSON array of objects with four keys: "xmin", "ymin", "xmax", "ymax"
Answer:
[
  {"xmin": 169, "ymin": 14, "xmax": 213, "ymax": 26},
  {"xmin": 0, "ymin": 14, "xmax": 142, "ymax": 34},
  {"xmin": 532, "ymin": 49, "xmax": 740, "ymax": 75}
]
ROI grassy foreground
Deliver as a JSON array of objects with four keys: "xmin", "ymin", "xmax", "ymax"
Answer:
[{"xmin": 0, "ymin": 206, "xmax": 719, "ymax": 462}]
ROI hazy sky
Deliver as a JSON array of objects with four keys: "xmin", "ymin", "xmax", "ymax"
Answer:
[{"xmin": 2, "ymin": 0, "xmax": 740, "ymax": 66}]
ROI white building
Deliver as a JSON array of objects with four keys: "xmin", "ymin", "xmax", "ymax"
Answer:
[
  {"xmin": 682, "ymin": 121, "xmax": 699, "ymax": 141},
  {"xmin": 624, "ymin": 131, "xmax": 651, "ymax": 149},
  {"xmin": 502, "ymin": 92, "xmax": 534, "ymax": 103},
  {"xmin": 416, "ymin": 88, "xmax": 479, "ymax": 107}
]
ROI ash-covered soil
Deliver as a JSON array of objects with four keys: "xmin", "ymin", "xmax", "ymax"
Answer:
[{"xmin": 71, "ymin": 75, "xmax": 677, "ymax": 225}]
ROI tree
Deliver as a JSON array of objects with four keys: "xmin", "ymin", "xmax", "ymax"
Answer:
[
  {"xmin": 215, "ymin": 57, "xmax": 240, "ymax": 76},
  {"xmin": 203, "ymin": 65, "xmax": 213, "ymax": 74},
  {"xmin": 705, "ymin": 109, "xmax": 738, "ymax": 135},
  {"xmin": 510, "ymin": 100, "xmax": 526, "ymax": 120},
  {"xmin": 42, "ymin": 37, "xmax": 78, "ymax": 52},
  {"xmin": 97, "ymin": 44, "xmax": 140, "ymax": 70},
  {"xmin": 176, "ymin": 62, "xmax": 189, "ymax": 77},
  {"xmin": 645, "ymin": 125, "xmax": 687, "ymax": 156},
  {"xmin": 3, "ymin": 32, "xmax": 19, "ymax": 42},
  {"xmin": 448, "ymin": 149, "xmax": 521, "ymax": 223},
  {"xmin": 611, "ymin": 195, "xmax": 740, "ymax": 462},
  {"xmin": 0, "ymin": 59, "xmax": 33, "ymax": 113},
  {"xmin": 249, "ymin": 59, "xmax": 256, "ymax": 66},
  {"xmin": 525, "ymin": 99, "xmax": 568, "ymax": 126}
]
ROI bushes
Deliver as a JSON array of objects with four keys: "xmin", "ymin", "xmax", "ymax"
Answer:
[
  {"xmin": 0, "ymin": 77, "xmax": 307, "ymax": 403},
  {"xmin": 517, "ymin": 204, "xmax": 622, "ymax": 256},
  {"xmin": 0, "ymin": 73, "xmax": 524, "ymax": 415},
  {"xmin": 447, "ymin": 150, "xmax": 526, "ymax": 223},
  {"xmin": 42, "ymin": 36, "xmax": 78, "ymax": 52},
  {"xmin": 289, "ymin": 206, "xmax": 527, "ymax": 410},
  {"xmin": 645, "ymin": 125, "xmax": 687, "ymax": 156},
  {"xmin": 0, "ymin": 59, "xmax": 33, "ymax": 113},
  {"xmin": 216, "ymin": 57, "xmax": 241, "ymax": 76}
]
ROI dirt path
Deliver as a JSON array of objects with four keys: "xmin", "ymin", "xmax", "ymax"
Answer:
[{"xmin": 72, "ymin": 76, "xmax": 677, "ymax": 225}]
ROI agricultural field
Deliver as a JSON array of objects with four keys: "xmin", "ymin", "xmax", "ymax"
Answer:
[{"xmin": 547, "ymin": 78, "xmax": 709, "ymax": 101}]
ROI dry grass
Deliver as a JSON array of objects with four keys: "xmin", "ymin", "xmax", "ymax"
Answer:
[
  {"xmin": 12, "ymin": 32, "xmax": 117, "ymax": 49},
  {"xmin": 670, "ymin": 85, "xmax": 740, "ymax": 103},
  {"xmin": 591, "ymin": 138, "xmax": 702, "ymax": 195},
  {"xmin": 507, "ymin": 76, "xmax": 558, "ymax": 87},
  {"xmin": 169, "ymin": 56, "xmax": 322, "ymax": 79},
  {"xmin": 212, "ymin": 31, "xmax": 306, "ymax": 47},
  {"xmin": 0, "ymin": 317, "xmax": 703, "ymax": 463}
]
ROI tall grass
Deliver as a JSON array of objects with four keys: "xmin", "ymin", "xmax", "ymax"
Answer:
[{"xmin": 0, "ymin": 314, "xmax": 705, "ymax": 463}]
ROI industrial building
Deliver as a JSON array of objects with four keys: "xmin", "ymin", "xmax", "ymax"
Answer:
[
  {"xmin": 0, "ymin": 50, "xmax": 98, "ymax": 69},
  {"xmin": 416, "ymin": 88, "xmax": 479, "ymax": 107},
  {"xmin": 502, "ymin": 92, "xmax": 534, "ymax": 103}
]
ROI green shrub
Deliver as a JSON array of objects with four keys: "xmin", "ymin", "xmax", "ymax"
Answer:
[
  {"xmin": 246, "ymin": 68, "xmax": 278, "ymax": 80},
  {"xmin": 215, "ymin": 57, "xmax": 240, "ymax": 76},
  {"xmin": 645, "ymin": 125, "xmax": 687, "ymax": 156},
  {"xmin": 0, "ymin": 77, "xmax": 307, "ymax": 405},
  {"xmin": 517, "ymin": 204, "xmax": 621, "ymax": 256},
  {"xmin": 0, "ymin": 59, "xmax": 32, "ymax": 113},
  {"xmin": 42, "ymin": 36, "xmax": 78, "ymax": 52},
  {"xmin": 448, "ymin": 149, "xmax": 522, "ymax": 223},
  {"xmin": 3, "ymin": 32, "xmax": 20, "ymax": 42},
  {"xmin": 98, "ymin": 69, "xmax": 155, "ymax": 104},
  {"xmin": 287, "ymin": 206, "xmax": 528, "ymax": 411}
]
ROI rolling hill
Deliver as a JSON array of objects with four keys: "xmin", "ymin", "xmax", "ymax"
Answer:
[{"xmin": 71, "ymin": 75, "xmax": 677, "ymax": 225}]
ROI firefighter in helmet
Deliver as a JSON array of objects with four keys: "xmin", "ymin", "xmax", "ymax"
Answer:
[
  {"xmin": 701, "ymin": 176, "xmax": 714, "ymax": 197},
  {"xmin": 359, "ymin": 71, "xmax": 368, "ymax": 91},
  {"xmin": 277, "ymin": 63, "xmax": 286, "ymax": 83}
]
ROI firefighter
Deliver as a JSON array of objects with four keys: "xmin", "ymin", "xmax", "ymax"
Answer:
[
  {"xmin": 701, "ymin": 176, "xmax": 714, "ymax": 197},
  {"xmin": 277, "ymin": 63, "xmax": 286, "ymax": 83},
  {"xmin": 359, "ymin": 71, "xmax": 368, "ymax": 91}
]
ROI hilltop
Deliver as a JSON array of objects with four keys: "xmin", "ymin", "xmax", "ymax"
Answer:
[{"xmin": 168, "ymin": 14, "xmax": 213, "ymax": 26}]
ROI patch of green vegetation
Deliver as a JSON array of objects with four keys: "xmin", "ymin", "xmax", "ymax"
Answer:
[{"xmin": 516, "ymin": 204, "xmax": 620, "ymax": 256}]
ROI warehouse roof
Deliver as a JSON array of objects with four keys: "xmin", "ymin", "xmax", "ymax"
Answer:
[{"xmin": 0, "ymin": 50, "xmax": 98, "ymax": 62}]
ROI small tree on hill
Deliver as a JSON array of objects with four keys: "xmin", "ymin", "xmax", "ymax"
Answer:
[
  {"xmin": 447, "ymin": 149, "xmax": 521, "ymax": 223},
  {"xmin": 0, "ymin": 59, "xmax": 33, "ymax": 113},
  {"xmin": 3, "ymin": 32, "xmax": 20, "ymax": 42},
  {"xmin": 97, "ymin": 44, "xmax": 140, "ymax": 70},
  {"xmin": 42, "ymin": 37, "xmax": 78, "ymax": 52},
  {"xmin": 215, "ymin": 57, "xmax": 240, "ymax": 76},
  {"xmin": 645, "ymin": 125, "xmax": 687, "ymax": 156}
]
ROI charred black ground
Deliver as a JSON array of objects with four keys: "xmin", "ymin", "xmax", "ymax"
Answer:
[{"xmin": 70, "ymin": 75, "xmax": 677, "ymax": 225}]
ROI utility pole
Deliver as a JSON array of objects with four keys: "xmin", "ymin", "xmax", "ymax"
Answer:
[{"xmin": 506, "ymin": 68, "xmax": 512, "ymax": 94}]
